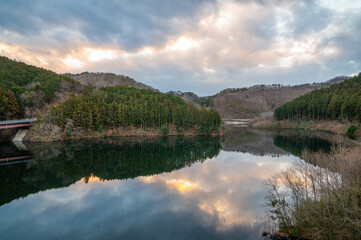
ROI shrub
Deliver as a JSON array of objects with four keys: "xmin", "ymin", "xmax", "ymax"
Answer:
[
  {"xmin": 176, "ymin": 126, "xmax": 183, "ymax": 134},
  {"xmin": 66, "ymin": 128, "xmax": 72, "ymax": 137},
  {"xmin": 346, "ymin": 124, "xmax": 356, "ymax": 137},
  {"xmin": 160, "ymin": 125, "xmax": 169, "ymax": 135},
  {"xmin": 196, "ymin": 121, "xmax": 213, "ymax": 135}
]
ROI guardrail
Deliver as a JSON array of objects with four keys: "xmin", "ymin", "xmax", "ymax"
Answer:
[{"xmin": 0, "ymin": 118, "xmax": 36, "ymax": 129}]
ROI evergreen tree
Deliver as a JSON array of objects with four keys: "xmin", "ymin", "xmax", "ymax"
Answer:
[{"xmin": 275, "ymin": 73, "xmax": 361, "ymax": 122}]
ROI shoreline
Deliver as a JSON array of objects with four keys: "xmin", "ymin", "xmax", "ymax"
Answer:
[
  {"xmin": 20, "ymin": 123, "xmax": 223, "ymax": 142},
  {"xmin": 249, "ymin": 119, "xmax": 361, "ymax": 137}
]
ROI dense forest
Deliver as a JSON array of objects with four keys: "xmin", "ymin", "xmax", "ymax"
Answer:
[
  {"xmin": 0, "ymin": 88, "xmax": 20, "ymax": 120},
  {"xmin": 50, "ymin": 86, "xmax": 222, "ymax": 134},
  {"xmin": 274, "ymin": 73, "xmax": 361, "ymax": 122},
  {"xmin": 0, "ymin": 56, "xmax": 80, "ymax": 119}
]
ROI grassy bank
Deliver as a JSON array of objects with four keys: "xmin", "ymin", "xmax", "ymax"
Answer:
[
  {"xmin": 265, "ymin": 144, "xmax": 361, "ymax": 239},
  {"xmin": 251, "ymin": 119, "xmax": 361, "ymax": 136}
]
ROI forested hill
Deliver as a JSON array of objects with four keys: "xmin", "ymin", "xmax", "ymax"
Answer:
[
  {"xmin": 50, "ymin": 85, "xmax": 221, "ymax": 134},
  {"xmin": 0, "ymin": 56, "xmax": 81, "ymax": 120},
  {"xmin": 0, "ymin": 55, "xmax": 221, "ymax": 135},
  {"xmin": 65, "ymin": 72, "xmax": 155, "ymax": 90},
  {"xmin": 274, "ymin": 73, "xmax": 361, "ymax": 122}
]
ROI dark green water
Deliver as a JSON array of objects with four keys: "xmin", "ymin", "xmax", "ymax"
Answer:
[{"xmin": 0, "ymin": 129, "xmax": 334, "ymax": 240}]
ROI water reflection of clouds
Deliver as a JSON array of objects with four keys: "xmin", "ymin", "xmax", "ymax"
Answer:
[
  {"xmin": 0, "ymin": 150, "xmax": 296, "ymax": 240},
  {"xmin": 138, "ymin": 150, "xmax": 297, "ymax": 230}
]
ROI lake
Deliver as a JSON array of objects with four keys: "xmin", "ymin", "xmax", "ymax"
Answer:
[{"xmin": 0, "ymin": 128, "xmax": 334, "ymax": 240}]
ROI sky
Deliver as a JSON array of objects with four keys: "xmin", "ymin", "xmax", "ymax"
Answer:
[{"xmin": 0, "ymin": 0, "xmax": 360, "ymax": 96}]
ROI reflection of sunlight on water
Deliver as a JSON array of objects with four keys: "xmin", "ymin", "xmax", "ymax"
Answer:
[
  {"xmin": 82, "ymin": 176, "xmax": 102, "ymax": 183},
  {"xmin": 166, "ymin": 179, "xmax": 199, "ymax": 192},
  {"xmin": 139, "ymin": 176, "xmax": 155, "ymax": 183},
  {"xmin": 139, "ymin": 177, "xmax": 200, "ymax": 192},
  {"xmin": 198, "ymin": 198, "xmax": 259, "ymax": 231}
]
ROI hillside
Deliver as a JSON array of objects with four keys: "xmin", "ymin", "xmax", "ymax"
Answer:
[
  {"xmin": 169, "ymin": 76, "xmax": 349, "ymax": 119},
  {"xmin": 212, "ymin": 84, "xmax": 323, "ymax": 119},
  {"xmin": 0, "ymin": 56, "xmax": 81, "ymax": 119},
  {"xmin": 65, "ymin": 72, "xmax": 155, "ymax": 90},
  {"xmin": 275, "ymin": 73, "xmax": 361, "ymax": 122}
]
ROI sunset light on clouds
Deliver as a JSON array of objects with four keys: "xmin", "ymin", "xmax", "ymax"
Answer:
[{"xmin": 0, "ymin": 0, "xmax": 360, "ymax": 95}]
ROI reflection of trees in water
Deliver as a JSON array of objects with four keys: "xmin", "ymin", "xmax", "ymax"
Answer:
[
  {"xmin": 0, "ymin": 137, "xmax": 221, "ymax": 206},
  {"xmin": 222, "ymin": 127, "xmax": 335, "ymax": 157},
  {"xmin": 273, "ymin": 134, "xmax": 332, "ymax": 157}
]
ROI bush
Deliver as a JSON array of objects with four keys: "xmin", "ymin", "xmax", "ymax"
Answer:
[
  {"xmin": 197, "ymin": 121, "xmax": 214, "ymax": 135},
  {"xmin": 176, "ymin": 126, "xmax": 183, "ymax": 134},
  {"xmin": 66, "ymin": 128, "xmax": 72, "ymax": 137},
  {"xmin": 346, "ymin": 124, "xmax": 356, "ymax": 137},
  {"xmin": 160, "ymin": 125, "xmax": 169, "ymax": 135}
]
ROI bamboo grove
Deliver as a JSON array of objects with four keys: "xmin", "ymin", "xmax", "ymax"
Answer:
[
  {"xmin": 50, "ymin": 86, "xmax": 221, "ymax": 133},
  {"xmin": 275, "ymin": 73, "xmax": 361, "ymax": 122}
]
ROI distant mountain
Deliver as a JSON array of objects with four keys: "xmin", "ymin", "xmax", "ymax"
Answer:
[
  {"xmin": 65, "ymin": 72, "xmax": 156, "ymax": 91},
  {"xmin": 169, "ymin": 84, "xmax": 326, "ymax": 119},
  {"xmin": 325, "ymin": 75, "xmax": 350, "ymax": 84},
  {"xmin": 211, "ymin": 84, "xmax": 325, "ymax": 119},
  {"xmin": 169, "ymin": 76, "xmax": 351, "ymax": 119},
  {"xmin": 167, "ymin": 91, "xmax": 212, "ymax": 108}
]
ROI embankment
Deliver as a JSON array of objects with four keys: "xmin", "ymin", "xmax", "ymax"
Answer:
[
  {"xmin": 24, "ymin": 122, "xmax": 223, "ymax": 142},
  {"xmin": 0, "ymin": 129, "xmax": 18, "ymax": 142}
]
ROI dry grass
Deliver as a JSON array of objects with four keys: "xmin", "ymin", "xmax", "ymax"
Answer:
[
  {"xmin": 252, "ymin": 119, "xmax": 361, "ymax": 136},
  {"xmin": 265, "ymin": 145, "xmax": 361, "ymax": 239}
]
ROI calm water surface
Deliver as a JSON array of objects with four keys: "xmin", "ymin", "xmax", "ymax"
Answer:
[{"xmin": 0, "ymin": 128, "xmax": 332, "ymax": 240}]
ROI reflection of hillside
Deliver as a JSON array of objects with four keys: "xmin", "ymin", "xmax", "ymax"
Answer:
[
  {"xmin": 0, "ymin": 137, "xmax": 221, "ymax": 206},
  {"xmin": 0, "ymin": 142, "xmax": 29, "ymax": 158},
  {"xmin": 273, "ymin": 133, "xmax": 332, "ymax": 157},
  {"xmin": 222, "ymin": 127, "xmax": 287, "ymax": 156},
  {"xmin": 222, "ymin": 127, "xmax": 340, "ymax": 157}
]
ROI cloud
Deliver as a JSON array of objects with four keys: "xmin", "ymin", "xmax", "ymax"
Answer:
[
  {"xmin": 0, "ymin": 0, "xmax": 360, "ymax": 95},
  {"xmin": 0, "ymin": 0, "xmax": 215, "ymax": 50}
]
